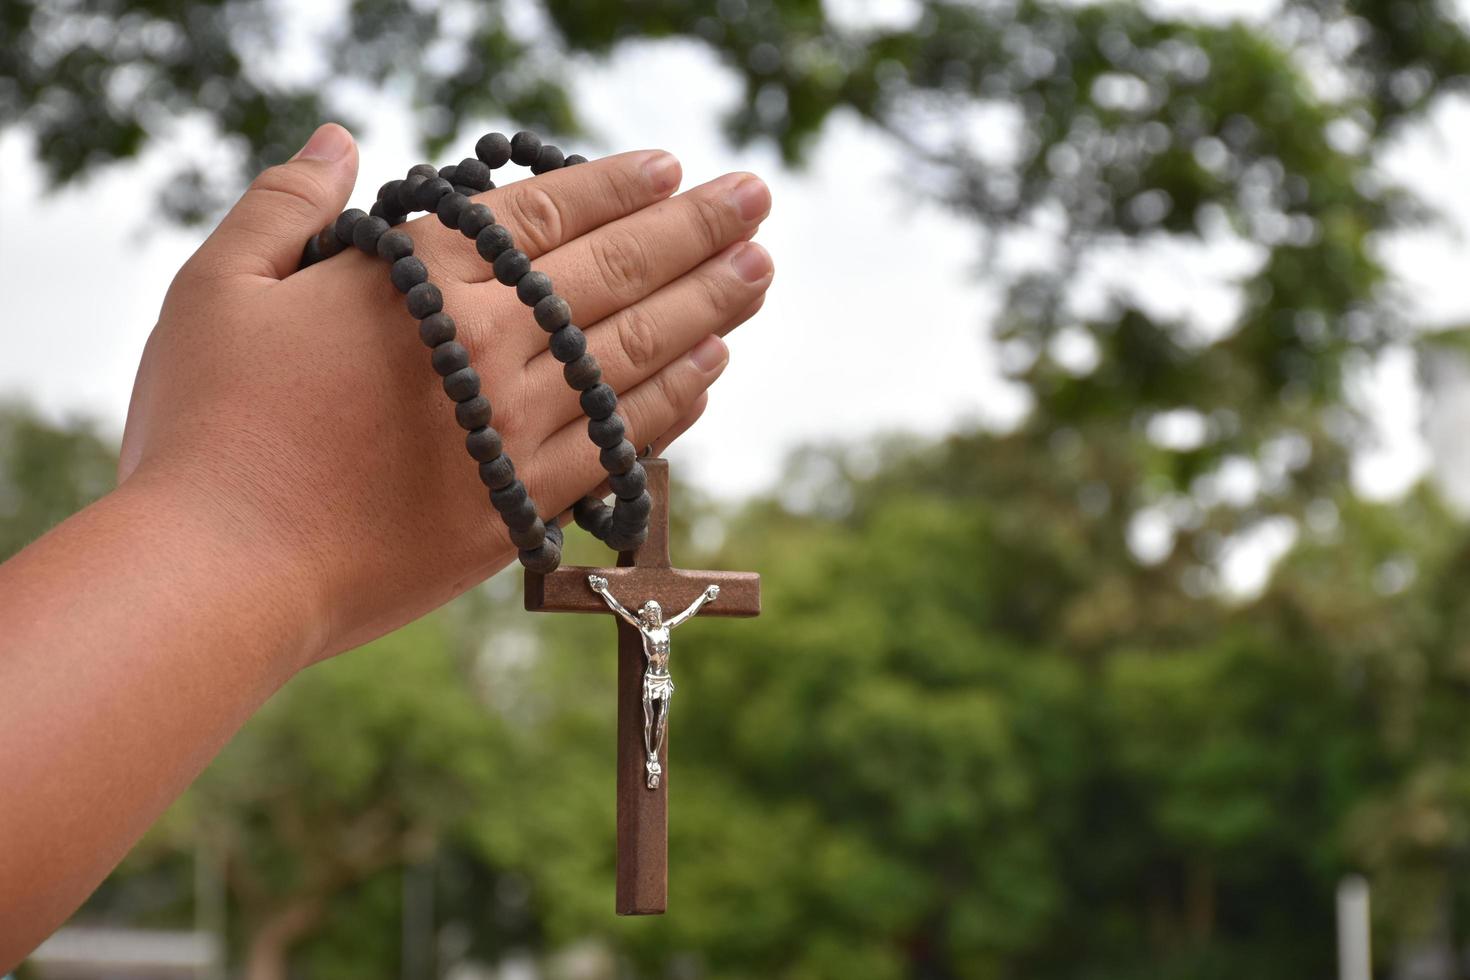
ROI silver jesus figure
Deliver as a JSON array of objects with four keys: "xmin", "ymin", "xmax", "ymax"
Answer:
[{"xmin": 588, "ymin": 575, "xmax": 720, "ymax": 789}]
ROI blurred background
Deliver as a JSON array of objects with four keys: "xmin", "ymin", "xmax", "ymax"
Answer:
[{"xmin": 9, "ymin": 0, "xmax": 1470, "ymax": 976}]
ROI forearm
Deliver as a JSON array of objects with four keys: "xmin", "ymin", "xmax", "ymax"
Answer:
[{"xmin": 0, "ymin": 466, "xmax": 320, "ymax": 967}]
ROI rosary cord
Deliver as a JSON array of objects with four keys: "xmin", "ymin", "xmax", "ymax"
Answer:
[{"xmin": 297, "ymin": 131, "xmax": 655, "ymax": 573}]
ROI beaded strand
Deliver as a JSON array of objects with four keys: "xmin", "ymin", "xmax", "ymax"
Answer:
[{"xmin": 298, "ymin": 131, "xmax": 652, "ymax": 573}]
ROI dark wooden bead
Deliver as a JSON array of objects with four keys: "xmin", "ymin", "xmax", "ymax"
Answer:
[
  {"xmin": 412, "ymin": 177, "xmax": 453, "ymax": 213},
  {"xmin": 533, "ymin": 294, "xmax": 571, "ymax": 331},
  {"xmin": 510, "ymin": 130, "xmax": 541, "ymax": 166},
  {"xmin": 465, "ymin": 427, "xmax": 503, "ymax": 462},
  {"xmin": 408, "ymin": 163, "xmax": 439, "ymax": 180},
  {"xmin": 437, "ymin": 191, "xmax": 469, "ymax": 229},
  {"xmin": 453, "ymin": 184, "xmax": 477, "ymax": 198},
  {"xmin": 406, "ymin": 282, "xmax": 443, "ymax": 319},
  {"xmin": 589, "ymin": 507, "xmax": 615, "ymax": 541},
  {"xmin": 443, "ymin": 367, "xmax": 481, "ymax": 402},
  {"xmin": 564, "ymin": 153, "xmax": 588, "ymax": 166},
  {"xmin": 616, "ymin": 490, "xmax": 653, "ymax": 522},
  {"xmin": 476, "ymin": 224, "xmax": 514, "ymax": 262},
  {"xmin": 316, "ymin": 226, "xmax": 345, "ymax": 258},
  {"xmin": 587, "ymin": 412, "xmax": 625, "ymax": 449},
  {"xmin": 353, "ymin": 215, "xmax": 390, "ymax": 253},
  {"xmin": 532, "ymin": 144, "xmax": 565, "ymax": 174},
  {"xmin": 300, "ymin": 235, "xmax": 322, "ymax": 267},
  {"xmin": 510, "ymin": 518, "xmax": 547, "ymax": 551},
  {"xmin": 516, "ymin": 271, "xmax": 554, "ymax": 307},
  {"xmin": 378, "ymin": 179, "xmax": 404, "ymax": 203},
  {"xmin": 545, "ymin": 520, "xmax": 564, "ymax": 548},
  {"xmin": 476, "ymin": 132, "xmax": 512, "ymax": 168},
  {"xmin": 456, "ymin": 396, "xmax": 492, "ymax": 430},
  {"xmin": 504, "ymin": 496, "xmax": 540, "ymax": 532},
  {"xmin": 580, "ymin": 383, "xmax": 617, "ymax": 420},
  {"xmin": 548, "ymin": 325, "xmax": 587, "ymax": 363},
  {"xmin": 334, "ymin": 208, "xmax": 367, "ymax": 246},
  {"xmin": 609, "ymin": 462, "xmax": 647, "ymax": 499},
  {"xmin": 493, "ymin": 248, "xmax": 530, "ymax": 286},
  {"xmin": 519, "ymin": 539, "xmax": 561, "ymax": 574},
  {"xmin": 458, "ymin": 203, "xmax": 494, "ymax": 239},
  {"xmin": 367, "ymin": 200, "xmax": 397, "ymax": 224},
  {"xmin": 376, "ymin": 229, "xmax": 414, "ymax": 263},
  {"xmin": 385, "ymin": 210, "xmax": 409, "ymax": 227},
  {"xmin": 431, "ymin": 341, "xmax": 470, "ymax": 376},
  {"xmin": 605, "ymin": 524, "xmax": 648, "ymax": 553},
  {"xmin": 397, "ymin": 174, "xmax": 427, "ymax": 213},
  {"xmin": 390, "ymin": 256, "xmax": 428, "ymax": 293},
  {"xmin": 573, "ymin": 495, "xmax": 606, "ymax": 530},
  {"xmin": 600, "ymin": 440, "xmax": 638, "ymax": 475},
  {"xmin": 456, "ymin": 157, "xmax": 492, "ymax": 191},
  {"xmin": 419, "ymin": 312, "xmax": 456, "ymax": 348},
  {"xmin": 438, "ymin": 164, "xmax": 457, "ymax": 182},
  {"xmin": 563, "ymin": 354, "xmax": 602, "ymax": 391},
  {"xmin": 490, "ymin": 479, "xmax": 528, "ymax": 514},
  {"xmin": 478, "ymin": 454, "xmax": 516, "ymax": 490}
]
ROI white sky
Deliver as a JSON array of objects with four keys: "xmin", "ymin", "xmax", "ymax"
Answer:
[{"xmin": 2, "ymin": 3, "xmax": 1470, "ymax": 508}]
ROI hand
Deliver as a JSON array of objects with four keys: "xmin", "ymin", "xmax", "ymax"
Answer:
[
  {"xmin": 705, "ymin": 584, "xmax": 720, "ymax": 601},
  {"xmin": 588, "ymin": 574, "xmax": 609, "ymax": 592},
  {"xmin": 119, "ymin": 123, "xmax": 773, "ymax": 667}
]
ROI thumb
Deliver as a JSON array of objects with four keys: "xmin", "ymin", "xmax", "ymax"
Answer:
[{"xmin": 192, "ymin": 123, "xmax": 359, "ymax": 282}]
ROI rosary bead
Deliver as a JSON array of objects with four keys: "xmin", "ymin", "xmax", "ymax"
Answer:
[
  {"xmin": 589, "ymin": 507, "xmax": 615, "ymax": 541},
  {"xmin": 516, "ymin": 271, "xmax": 554, "ymax": 307},
  {"xmin": 546, "ymin": 520, "xmax": 564, "ymax": 547},
  {"xmin": 564, "ymin": 153, "xmax": 588, "ymax": 166},
  {"xmin": 352, "ymin": 215, "xmax": 390, "ymax": 253},
  {"xmin": 510, "ymin": 518, "xmax": 547, "ymax": 551},
  {"xmin": 408, "ymin": 163, "xmax": 439, "ymax": 180},
  {"xmin": 438, "ymin": 164, "xmax": 457, "ymax": 182},
  {"xmin": 609, "ymin": 462, "xmax": 647, "ymax": 499},
  {"xmin": 491, "ymin": 478, "xmax": 529, "ymax": 514},
  {"xmin": 476, "ymin": 224, "xmax": 514, "ymax": 262},
  {"xmin": 456, "ymin": 157, "xmax": 493, "ymax": 191},
  {"xmin": 493, "ymin": 248, "xmax": 531, "ymax": 286},
  {"xmin": 316, "ymin": 226, "xmax": 345, "ymax": 259},
  {"xmin": 573, "ymin": 495, "xmax": 605, "ymax": 530},
  {"xmin": 443, "ymin": 367, "xmax": 481, "ymax": 402},
  {"xmin": 519, "ymin": 539, "xmax": 561, "ymax": 574},
  {"xmin": 300, "ymin": 236, "xmax": 323, "ymax": 267},
  {"xmin": 334, "ymin": 208, "xmax": 367, "ymax": 246},
  {"xmin": 406, "ymin": 282, "xmax": 443, "ymax": 319},
  {"xmin": 431, "ymin": 341, "xmax": 470, "ymax": 376},
  {"xmin": 531, "ymin": 144, "xmax": 565, "ymax": 174},
  {"xmin": 548, "ymin": 325, "xmax": 587, "ymax": 363},
  {"xmin": 412, "ymin": 176, "xmax": 453, "ymax": 213},
  {"xmin": 378, "ymin": 179, "xmax": 404, "ymax": 203},
  {"xmin": 465, "ymin": 426, "xmax": 503, "ymax": 462},
  {"xmin": 580, "ymin": 383, "xmax": 617, "ymax": 420},
  {"xmin": 533, "ymin": 294, "xmax": 571, "ymax": 331},
  {"xmin": 418, "ymin": 312, "xmax": 456, "ymax": 347},
  {"xmin": 437, "ymin": 191, "xmax": 469, "ymax": 229},
  {"xmin": 390, "ymin": 255, "xmax": 429, "ymax": 293},
  {"xmin": 476, "ymin": 132, "xmax": 512, "ymax": 168},
  {"xmin": 605, "ymin": 524, "xmax": 648, "ymax": 553},
  {"xmin": 563, "ymin": 354, "xmax": 603, "ymax": 391},
  {"xmin": 587, "ymin": 412, "xmax": 625, "ymax": 448},
  {"xmin": 458, "ymin": 203, "xmax": 494, "ymax": 239},
  {"xmin": 510, "ymin": 130, "xmax": 542, "ymax": 166},
  {"xmin": 599, "ymin": 440, "xmax": 638, "ymax": 475},
  {"xmin": 478, "ymin": 454, "xmax": 516, "ymax": 490},
  {"xmin": 616, "ymin": 489, "xmax": 653, "ymax": 522},
  {"xmin": 453, "ymin": 184, "xmax": 477, "ymax": 198},
  {"xmin": 397, "ymin": 174, "xmax": 428, "ymax": 213},
  {"xmin": 376, "ymin": 229, "xmax": 415, "ymax": 263},
  {"xmin": 456, "ymin": 396, "xmax": 492, "ymax": 430},
  {"xmin": 504, "ymin": 497, "xmax": 540, "ymax": 532}
]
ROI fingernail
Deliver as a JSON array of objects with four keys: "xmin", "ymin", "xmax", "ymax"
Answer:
[
  {"xmin": 292, "ymin": 123, "xmax": 352, "ymax": 162},
  {"xmin": 643, "ymin": 152, "xmax": 681, "ymax": 194},
  {"xmin": 730, "ymin": 176, "xmax": 771, "ymax": 222},
  {"xmin": 689, "ymin": 335, "xmax": 728, "ymax": 372},
  {"xmin": 731, "ymin": 242, "xmax": 772, "ymax": 283}
]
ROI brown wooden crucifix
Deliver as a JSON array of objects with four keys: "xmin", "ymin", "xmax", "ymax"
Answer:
[{"xmin": 524, "ymin": 458, "xmax": 760, "ymax": 914}]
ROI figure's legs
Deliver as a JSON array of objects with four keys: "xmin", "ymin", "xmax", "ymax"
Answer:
[
  {"xmin": 642, "ymin": 685, "xmax": 661, "ymax": 789},
  {"xmin": 646, "ymin": 692, "xmax": 670, "ymax": 789}
]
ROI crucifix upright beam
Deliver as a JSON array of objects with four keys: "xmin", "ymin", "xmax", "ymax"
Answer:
[{"xmin": 524, "ymin": 458, "xmax": 760, "ymax": 914}]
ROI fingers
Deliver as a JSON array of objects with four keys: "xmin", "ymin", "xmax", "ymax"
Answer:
[
  {"xmin": 521, "ymin": 172, "xmax": 771, "ymax": 332},
  {"xmin": 528, "ymin": 338, "xmax": 728, "ymax": 515},
  {"xmin": 408, "ymin": 150, "xmax": 683, "ymax": 283},
  {"xmin": 526, "ymin": 241, "xmax": 773, "ymax": 407},
  {"xmin": 188, "ymin": 124, "xmax": 359, "ymax": 282}
]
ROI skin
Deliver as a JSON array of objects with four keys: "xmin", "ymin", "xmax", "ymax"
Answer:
[{"xmin": 0, "ymin": 123, "xmax": 773, "ymax": 966}]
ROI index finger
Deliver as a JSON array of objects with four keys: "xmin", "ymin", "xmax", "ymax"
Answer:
[{"xmin": 408, "ymin": 149, "xmax": 683, "ymax": 283}]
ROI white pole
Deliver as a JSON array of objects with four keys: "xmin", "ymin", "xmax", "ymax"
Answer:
[{"xmin": 1337, "ymin": 874, "xmax": 1372, "ymax": 980}]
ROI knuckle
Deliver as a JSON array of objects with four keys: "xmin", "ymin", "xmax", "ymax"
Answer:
[
  {"xmin": 248, "ymin": 164, "xmax": 329, "ymax": 218},
  {"xmin": 614, "ymin": 306, "xmax": 661, "ymax": 373},
  {"xmin": 593, "ymin": 230, "xmax": 651, "ymax": 296},
  {"xmin": 502, "ymin": 184, "xmax": 564, "ymax": 255},
  {"xmin": 699, "ymin": 263, "xmax": 743, "ymax": 314},
  {"xmin": 690, "ymin": 194, "xmax": 728, "ymax": 251}
]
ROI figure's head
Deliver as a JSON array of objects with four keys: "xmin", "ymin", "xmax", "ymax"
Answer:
[{"xmin": 639, "ymin": 600, "xmax": 663, "ymax": 626}]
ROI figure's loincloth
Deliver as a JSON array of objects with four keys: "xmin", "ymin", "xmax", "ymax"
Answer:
[{"xmin": 644, "ymin": 671, "xmax": 674, "ymax": 700}]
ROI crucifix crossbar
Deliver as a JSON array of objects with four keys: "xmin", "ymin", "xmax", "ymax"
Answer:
[{"xmin": 524, "ymin": 458, "xmax": 760, "ymax": 915}]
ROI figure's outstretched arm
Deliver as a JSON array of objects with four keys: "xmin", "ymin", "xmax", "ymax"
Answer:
[
  {"xmin": 667, "ymin": 584, "xmax": 719, "ymax": 629},
  {"xmin": 588, "ymin": 575, "xmax": 643, "ymax": 628}
]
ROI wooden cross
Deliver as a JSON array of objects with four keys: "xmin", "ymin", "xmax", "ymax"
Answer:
[{"xmin": 524, "ymin": 458, "xmax": 761, "ymax": 914}]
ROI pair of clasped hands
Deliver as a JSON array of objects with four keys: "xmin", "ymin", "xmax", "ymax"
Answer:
[{"xmin": 0, "ymin": 123, "xmax": 772, "ymax": 963}]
